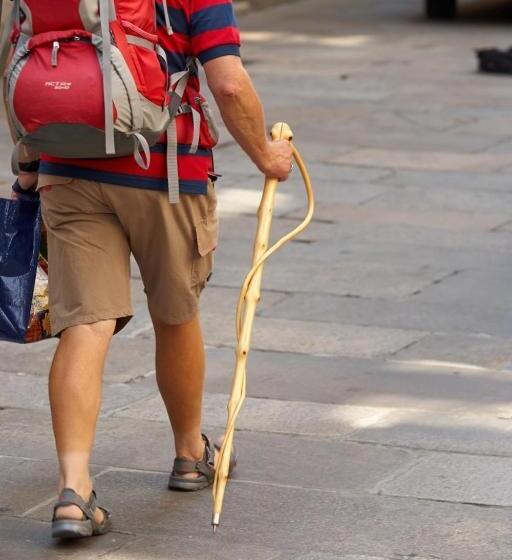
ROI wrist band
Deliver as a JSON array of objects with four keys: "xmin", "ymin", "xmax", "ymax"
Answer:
[
  {"xmin": 18, "ymin": 160, "xmax": 40, "ymax": 173},
  {"xmin": 12, "ymin": 179, "xmax": 37, "ymax": 194}
]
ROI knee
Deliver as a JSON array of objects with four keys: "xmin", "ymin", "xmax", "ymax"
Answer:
[
  {"xmin": 152, "ymin": 313, "xmax": 199, "ymax": 337},
  {"xmin": 60, "ymin": 320, "xmax": 116, "ymax": 344}
]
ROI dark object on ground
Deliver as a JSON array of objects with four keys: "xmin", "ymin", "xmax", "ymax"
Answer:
[
  {"xmin": 477, "ymin": 48, "xmax": 512, "ymax": 75},
  {"xmin": 426, "ymin": 0, "xmax": 457, "ymax": 19}
]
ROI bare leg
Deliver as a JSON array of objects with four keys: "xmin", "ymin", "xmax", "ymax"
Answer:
[
  {"xmin": 50, "ymin": 320, "xmax": 115, "ymax": 521},
  {"xmin": 153, "ymin": 314, "xmax": 206, "ymax": 467}
]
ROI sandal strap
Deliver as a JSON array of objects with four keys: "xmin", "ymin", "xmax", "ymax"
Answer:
[
  {"xmin": 173, "ymin": 457, "xmax": 203, "ymax": 473},
  {"xmin": 53, "ymin": 488, "xmax": 96, "ymax": 521},
  {"xmin": 172, "ymin": 433, "xmax": 215, "ymax": 480}
]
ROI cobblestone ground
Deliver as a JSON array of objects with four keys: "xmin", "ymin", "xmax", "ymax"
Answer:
[{"xmin": 2, "ymin": 1, "xmax": 512, "ymax": 558}]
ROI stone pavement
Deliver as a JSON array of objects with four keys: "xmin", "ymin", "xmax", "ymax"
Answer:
[{"xmin": 2, "ymin": 0, "xmax": 512, "ymax": 558}]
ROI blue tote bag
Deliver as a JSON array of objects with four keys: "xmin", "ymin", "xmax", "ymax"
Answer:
[{"xmin": 0, "ymin": 189, "xmax": 50, "ymax": 343}]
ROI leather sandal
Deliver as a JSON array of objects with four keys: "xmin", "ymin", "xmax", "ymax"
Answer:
[
  {"xmin": 168, "ymin": 433, "xmax": 237, "ymax": 492},
  {"xmin": 52, "ymin": 488, "xmax": 112, "ymax": 539}
]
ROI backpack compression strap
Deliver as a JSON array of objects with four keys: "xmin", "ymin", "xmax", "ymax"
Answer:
[
  {"xmin": 100, "ymin": 0, "xmax": 116, "ymax": 155},
  {"xmin": 166, "ymin": 58, "xmax": 199, "ymax": 204},
  {"xmin": 166, "ymin": 65, "xmax": 186, "ymax": 204}
]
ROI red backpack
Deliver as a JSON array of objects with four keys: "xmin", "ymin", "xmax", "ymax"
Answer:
[{"xmin": 0, "ymin": 0, "xmax": 172, "ymax": 184}]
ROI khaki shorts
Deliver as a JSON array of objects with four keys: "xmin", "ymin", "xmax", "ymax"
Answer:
[{"xmin": 39, "ymin": 176, "xmax": 218, "ymax": 336}]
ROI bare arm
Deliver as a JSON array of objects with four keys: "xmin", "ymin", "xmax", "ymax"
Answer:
[{"xmin": 203, "ymin": 55, "xmax": 292, "ymax": 181}]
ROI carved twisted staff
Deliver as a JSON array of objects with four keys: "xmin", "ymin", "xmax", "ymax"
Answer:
[{"xmin": 212, "ymin": 122, "xmax": 315, "ymax": 532}]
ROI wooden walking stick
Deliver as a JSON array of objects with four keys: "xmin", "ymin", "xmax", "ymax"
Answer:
[{"xmin": 212, "ymin": 122, "xmax": 315, "ymax": 532}]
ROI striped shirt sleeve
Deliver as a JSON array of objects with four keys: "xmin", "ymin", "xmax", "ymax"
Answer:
[{"xmin": 189, "ymin": 0, "xmax": 241, "ymax": 64}]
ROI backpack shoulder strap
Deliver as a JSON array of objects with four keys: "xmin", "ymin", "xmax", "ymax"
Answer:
[
  {"xmin": 0, "ymin": 0, "xmax": 19, "ymax": 144},
  {"xmin": 0, "ymin": 0, "xmax": 16, "ymax": 76},
  {"xmin": 99, "ymin": 0, "xmax": 116, "ymax": 155}
]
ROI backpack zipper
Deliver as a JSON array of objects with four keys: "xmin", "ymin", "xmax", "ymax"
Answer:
[
  {"xmin": 51, "ymin": 41, "xmax": 59, "ymax": 67},
  {"xmin": 51, "ymin": 36, "xmax": 96, "ymax": 68}
]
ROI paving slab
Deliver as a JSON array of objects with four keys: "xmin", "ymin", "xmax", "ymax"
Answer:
[
  {"xmin": 328, "ymin": 220, "xmax": 511, "ymax": 253},
  {"xmin": 217, "ymin": 172, "xmax": 389, "ymax": 207},
  {"xmin": 28, "ymin": 469, "xmax": 512, "ymax": 560},
  {"xmin": 101, "ymin": 535, "xmax": 283, "ymax": 560},
  {"xmin": 377, "ymin": 453, "xmax": 512, "ymax": 507},
  {"xmin": 104, "ymin": 540, "xmax": 430, "ymax": 560},
  {"xmin": 0, "ymin": 456, "xmax": 61, "ymax": 516},
  {"xmin": 0, "ymin": 370, "xmax": 157, "ymax": 413},
  {"xmin": 0, "ymin": 326, "xmax": 154, "ymax": 385},
  {"xmin": 222, "ymin": 228, "xmax": 508, "ymax": 275},
  {"xmin": 280, "ymin": 555, "xmax": 424, "ymax": 560},
  {"xmin": 213, "ymin": 234, "xmax": 341, "ymax": 265},
  {"xmin": 103, "ymin": 335, "xmax": 155, "ymax": 383},
  {"xmin": 285, "ymin": 202, "xmax": 508, "ymax": 232},
  {"xmin": 216, "ymin": 212, "xmax": 336, "ymax": 244},
  {"xmin": 458, "ymin": 113, "xmax": 512, "ymax": 139},
  {"xmin": 216, "ymin": 220, "xmax": 497, "ymax": 264},
  {"xmin": 295, "ymin": 163, "xmax": 392, "ymax": 185},
  {"xmin": 486, "ymin": 137, "xmax": 512, "ymax": 155},
  {"xmin": 0, "ymin": 457, "xmax": 106, "ymax": 517},
  {"xmin": 0, "ymin": 408, "xmax": 174, "ymax": 470},
  {"xmin": 232, "ymin": 434, "xmax": 415, "ymax": 494},
  {"xmin": 259, "ymin": 291, "xmax": 512, "ymax": 338},
  {"xmin": 365, "ymin": 183, "xmax": 512, "ymax": 215},
  {"xmin": 0, "ymin": 409, "xmax": 55, "ymax": 462},
  {"xmin": 216, "ymin": 232, "xmax": 506, "ymax": 272},
  {"xmin": 369, "ymin": 106, "xmax": 475, "ymax": 134},
  {"xmin": 0, "ymin": 409, "xmax": 170, "ymax": 470},
  {"xmin": 114, "ymin": 392, "xmax": 394, "ymax": 437},
  {"xmin": 7, "ymin": 292, "xmax": 160, "ymax": 386},
  {"xmin": 377, "ymin": 168, "xmax": 512, "ymax": 193},
  {"xmin": 217, "ymin": 181, "xmax": 301, "ymax": 216},
  {"xmin": 497, "ymin": 220, "xmax": 512, "ymax": 233},
  {"xmin": 284, "ymin": 556, "xmax": 394, "ymax": 560},
  {"xmin": 201, "ymin": 313, "xmax": 426, "ymax": 358},
  {"xmin": 0, "ymin": 339, "xmax": 57, "ymax": 377},
  {"xmin": 204, "ymin": 346, "xmax": 512, "ymax": 413},
  {"xmin": 349, "ymin": 408, "xmax": 512, "ymax": 457},
  {"xmin": 0, "ymin": 372, "xmax": 50, "ymax": 410},
  {"xmin": 306, "ymin": 119, "xmax": 498, "ymax": 154},
  {"xmin": 0, "ymin": 407, "xmax": 182, "ymax": 472},
  {"xmin": 330, "ymin": 148, "xmax": 511, "ymax": 173},
  {"xmin": 0, "ymin": 406, "xmax": 411, "ymax": 489},
  {"xmin": 210, "ymin": 258, "xmax": 455, "ymax": 299},
  {"xmin": 200, "ymin": 285, "xmax": 288, "ymax": 317},
  {"xmin": 394, "ymin": 332, "xmax": 512, "ymax": 370},
  {"xmin": 0, "ymin": 516, "xmax": 135, "ymax": 560},
  {"xmin": 410, "ymin": 265, "xmax": 512, "ymax": 309}
]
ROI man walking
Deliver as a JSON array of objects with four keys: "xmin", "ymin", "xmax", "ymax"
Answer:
[{"xmin": 16, "ymin": 0, "xmax": 292, "ymax": 539}]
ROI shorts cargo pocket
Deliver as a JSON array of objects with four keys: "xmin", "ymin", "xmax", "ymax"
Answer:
[{"xmin": 192, "ymin": 215, "xmax": 219, "ymax": 290}]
